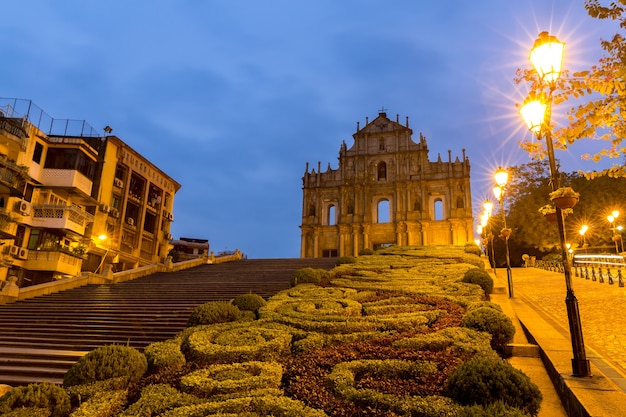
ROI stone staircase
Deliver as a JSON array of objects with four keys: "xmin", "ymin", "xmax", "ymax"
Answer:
[{"xmin": 0, "ymin": 257, "xmax": 337, "ymax": 386}]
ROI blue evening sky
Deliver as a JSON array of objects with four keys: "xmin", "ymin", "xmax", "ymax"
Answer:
[{"xmin": 0, "ymin": 1, "xmax": 617, "ymax": 258}]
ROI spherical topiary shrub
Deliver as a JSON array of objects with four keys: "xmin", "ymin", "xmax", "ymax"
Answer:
[
  {"xmin": 358, "ymin": 248, "xmax": 374, "ymax": 256},
  {"xmin": 0, "ymin": 382, "xmax": 70, "ymax": 417},
  {"xmin": 461, "ymin": 307, "xmax": 515, "ymax": 352},
  {"xmin": 463, "ymin": 243, "xmax": 483, "ymax": 257},
  {"xmin": 461, "ymin": 268, "xmax": 494, "ymax": 295},
  {"xmin": 63, "ymin": 344, "xmax": 148, "ymax": 387},
  {"xmin": 143, "ymin": 339, "xmax": 186, "ymax": 372},
  {"xmin": 232, "ymin": 293, "xmax": 266, "ymax": 312},
  {"xmin": 187, "ymin": 301, "xmax": 243, "ymax": 327},
  {"xmin": 445, "ymin": 356, "xmax": 542, "ymax": 416},
  {"xmin": 290, "ymin": 267, "xmax": 328, "ymax": 287},
  {"xmin": 335, "ymin": 256, "xmax": 356, "ymax": 265}
]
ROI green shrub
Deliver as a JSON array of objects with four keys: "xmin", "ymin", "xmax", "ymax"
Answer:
[
  {"xmin": 144, "ymin": 339, "xmax": 186, "ymax": 372},
  {"xmin": 461, "ymin": 307, "xmax": 515, "ymax": 352},
  {"xmin": 461, "ymin": 268, "xmax": 494, "ymax": 295},
  {"xmin": 0, "ymin": 382, "xmax": 70, "ymax": 417},
  {"xmin": 70, "ymin": 389, "xmax": 127, "ymax": 417},
  {"xmin": 65, "ymin": 376, "xmax": 128, "ymax": 405},
  {"xmin": 119, "ymin": 384, "xmax": 202, "ymax": 417},
  {"xmin": 63, "ymin": 345, "xmax": 148, "ymax": 387},
  {"xmin": 0, "ymin": 408, "xmax": 51, "ymax": 417},
  {"xmin": 459, "ymin": 400, "xmax": 531, "ymax": 416},
  {"xmin": 186, "ymin": 301, "xmax": 243, "ymax": 327},
  {"xmin": 463, "ymin": 244, "xmax": 482, "ymax": 256},
  {"xmin": 358, "ymin": 248, "xmax": 375, "ymax": 256},
  {"xmin": 232, "ymin": 293, "xmax": 266, "ymax": 312},
  {"xmin": 289, "ymin": 267, "xmax": 329, "ymax": 287},
  {"xmin": 445, "ymin": 356, "xmax": 541, "ymax": 416},
  {"xmin": 180, "ymin": 361, "xmax": 283, "ymax": 399},
  {"xmin": 465, "ymin": 301, "xmax": 503, "ymax": 313},
  {"xmin": 335, "ymin": 256, "xmax": 356, "ymax": 265}
]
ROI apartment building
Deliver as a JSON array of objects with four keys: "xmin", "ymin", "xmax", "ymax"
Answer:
[{"xmin": 0, "ymin": 98, "xmax": 181, "ymax": 287}]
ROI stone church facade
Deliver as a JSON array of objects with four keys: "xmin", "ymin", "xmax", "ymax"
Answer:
[{"xmin": 300, "ymin": 111, "xmax": 473, "ymax": 258}]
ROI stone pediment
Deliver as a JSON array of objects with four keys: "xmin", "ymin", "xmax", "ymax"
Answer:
[{"xmin": 357, "ymin": 112, "xmax": 410, "ymax": 135}]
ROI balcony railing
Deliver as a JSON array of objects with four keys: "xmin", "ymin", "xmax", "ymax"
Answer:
[
  {"xmin": 41, "ymin": 169, "xmax": 93, "ymax": 196},
  {"xmin": 32, "ymin": 204, "xmax": 94, "ymax": 235},
  {"xmin": 23, "ymin": 249, "xmax": 84, "ymax": 276}
]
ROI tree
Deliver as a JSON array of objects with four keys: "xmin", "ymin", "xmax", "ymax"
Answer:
[
  {"xmin": 504, "ymin": 161, "xmax": 626, "ymax": 255},
  {"xmin": 516, "ymin": 1, "xmax": 626, "ymax": 178}
]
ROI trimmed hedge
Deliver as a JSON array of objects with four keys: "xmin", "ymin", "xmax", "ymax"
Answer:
[
  {"xmin": 290, "ymin": 268, "xmax": 329, "ymax": 287},
  {"xmin": 186, "ymin": 301, "xmax": 243, "ymax": 327},
  {"xmin": 445, "ymin": 356, "xmax": 542, "ymax": 416},
  {"xmin": 181, "ymin": 322, "xmax": 293, "ymax": 365},
  {"xmin": 461, "ymin": 307, "xmax": 515, "ymax": 352},
  {"xmin": 461, "ymin": 268, "xmax": 494, "ymax": 295},
  {"xmin": 63, "ymin": 345, "xmax": 147, "ymax": 388},
  {"xmin": 180, "ymin": 361, "xmax": 283, "ymax": 399},
  {"xmin": 143, "ymin": 339, "xmax": 186, "ymax": 373},
  {"xmin": 0, "ymin": 382, "xmax": 70, "ymax": 417},
  {"xmin": 232, "ymin": 293, "xmax": 267, "ymax": 312},
  {"xmin": 119, "ymin": 384, "xmax": 202, "ymax": 417}
]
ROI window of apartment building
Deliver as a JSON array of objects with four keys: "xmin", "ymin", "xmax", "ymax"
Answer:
[
  {"xmin": 32, "ymin": 142, "xmax": 44, "ymax": 164},
  {"xmin": 44, "ymin": 149, "xmax": 96, "ymax": 180},
  {"xmin": 115, "ymin": 164, "xmax": 127, "ymax": 182},
  {"xmin": 111, "ymin": 194, "xmax": 121, "ymax": 210}
]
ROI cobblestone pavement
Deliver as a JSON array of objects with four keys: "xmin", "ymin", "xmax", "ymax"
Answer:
[{"xmin": 507, "ymin": 267, "xmax": 626, "ymax": 377}]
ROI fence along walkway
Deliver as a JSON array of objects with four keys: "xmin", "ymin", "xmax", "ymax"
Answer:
[{"xmin": 0, "ymin": 258, "xmax": 337, "ymax": 387}]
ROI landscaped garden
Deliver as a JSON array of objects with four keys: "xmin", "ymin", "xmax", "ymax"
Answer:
[{"xmin": 0, "ymin": 245, "xmax": 542, "ymax": 416}]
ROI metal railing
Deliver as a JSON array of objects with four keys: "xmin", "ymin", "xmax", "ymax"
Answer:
[{"xmin": 0, "ymin": 97, "xmax": 100, "ymax": 137}]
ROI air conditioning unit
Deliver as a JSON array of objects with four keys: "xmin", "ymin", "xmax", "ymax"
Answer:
[
  {"xmin": 99, "ymin": 204, "xmax": 110, "ymax": 213},
  {"xmin": 162, "ymin": 210, "xmax": 169, "ymax": 218},
  {"xmin": 9, "ymin": 245, "xmax": 19, "ymax": 256},
  {"xmin": 13, "ymin": 200, "xmax": 31, "ymax": 216},
  {"xmin": 168, "ymin": 213, "xmax": 174, "ymax": 221},
  {"xmin": 17, "ymin": 248, "xmax": 28, "ymax": 260},
  {"xmin": 109, "ymin": 209, "xmax": 119, "ymax": 218},
  {"xmin": 127, "ymin": 217, "xmax": 134, "ymax": 226},
  {"xmin": 114, "ymin": 178, "xmax": 124, "ymax": 188},
  {"xmin": 165, "ymin": 233, "xmax": 172, "ymax": 241}
]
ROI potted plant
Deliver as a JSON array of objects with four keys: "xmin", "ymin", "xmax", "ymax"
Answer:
[
  {"xmin": 549, "ymin": 186, "xmax": 580, "ymax": 209},
  {"xmin": 539, "ymin": 204, "xmax": 557, "ymax": 223}
]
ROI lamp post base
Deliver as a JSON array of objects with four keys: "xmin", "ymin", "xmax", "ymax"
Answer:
[{"xmin": 571, "ymin": 359, "xmax": 591, "ymax": 377}]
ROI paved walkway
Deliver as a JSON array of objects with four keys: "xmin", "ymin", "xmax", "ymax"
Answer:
[
  {"xmin": 509, "ymin": 267, "xmax": 626, "ymax": 386},
  {"xmin": 492, "ymin": 266, "xmax": 626, "ymax": 416}
]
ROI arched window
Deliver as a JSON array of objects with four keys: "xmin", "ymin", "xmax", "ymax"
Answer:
[
  {"xmin": 327, "ymin": 205, "xmax": 336, "ymax": 225},
  {"xmin": 377, "ymin": 200, "xmax": 390, "ymax": 223},
  {"xmin": 377, "ymin": 162, "xmax": 387, "ymax": 180},
  {"xmin": 413, "ymin": 199, "xmax": 421, "ymax": 211},
  {"xmin": 434, "ymin": 199, "xmax": 443, "ymax": 220},
  {"xmin": 456, "ymin": 197, "xmax": 464, "ymax": 209},
  {"xmin": 379, "ymin": 137, "xmax": 386, "ymax": 151}
]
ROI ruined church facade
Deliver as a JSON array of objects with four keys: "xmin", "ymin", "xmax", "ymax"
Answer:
[{"xmin": 300, "ymin": 111, "xmax": 473, "ymax": 258}]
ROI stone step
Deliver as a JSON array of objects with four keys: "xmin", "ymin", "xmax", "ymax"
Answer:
[{"xmin": 0, "ymin": 258, "xmax": 337, "ymax": 386}]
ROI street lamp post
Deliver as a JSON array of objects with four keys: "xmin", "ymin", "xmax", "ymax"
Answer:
[
  {"xmin": 579, "ymin": 224, "xmax": 588, "ymax": 250},
  {"xmin": 493, "ymin": 167, "xmax": 513, "ymax": 298},
  {"xmin": 483, "ymin": 201, "xmax": 497, "ymax": 275},
  {"xmin": 519, "ymin": 32, "xmax": 590, "ymax": 377},
  {"xmin": 608, "ymin": 211, "xmax": 622, "ymax": 254}
]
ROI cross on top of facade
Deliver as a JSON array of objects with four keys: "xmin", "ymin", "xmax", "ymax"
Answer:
[{"xmin": 378, "ymin": 106, "xmax": 388, "ymax": 114}]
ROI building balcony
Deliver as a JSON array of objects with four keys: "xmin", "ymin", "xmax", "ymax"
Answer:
[
  {"xmin": 0, "ymin": 156, "xmax": 28, "ymax": 196},
  {"xmin": 31, "ymin": 204, "xmax": 94, "ymax": 235},
  {"xmin": 41, "ymin": 168, "xmax": 93, "ymax": 197},
  {"xmin": 0, "ymin": 117, "xmax": 28, "ymax": 152},
  {"xmin": 23, "ymin": 248, "xmax": 84, "ymax": 276},
  {"xmin": 0, "ymin": 211, "xmax": 17, "ymax": 238}
]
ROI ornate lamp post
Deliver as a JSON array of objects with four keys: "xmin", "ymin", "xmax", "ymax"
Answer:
[
  {"xmin": 493, "ymin": 167, "xmax": 513, "ymax": 298},
  {"xmin": 608, "ymin": 211, "xmax": 622, "ymax": 253},
  {"xmin": 519, "ymin": 32, "xmax": 590, "ymax": 377},
  {"xmin": 483, "ymin": 200, "xmax": 496, "ymax": 274}
]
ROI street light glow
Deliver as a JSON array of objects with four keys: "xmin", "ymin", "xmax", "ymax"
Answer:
[
  {"xmin": 529, "ymin": 31, "xmax": 565, "ymax": 86},
  {"xmin": 520, "ymin": 94, "xmax": 547, "ymax": 135}
]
